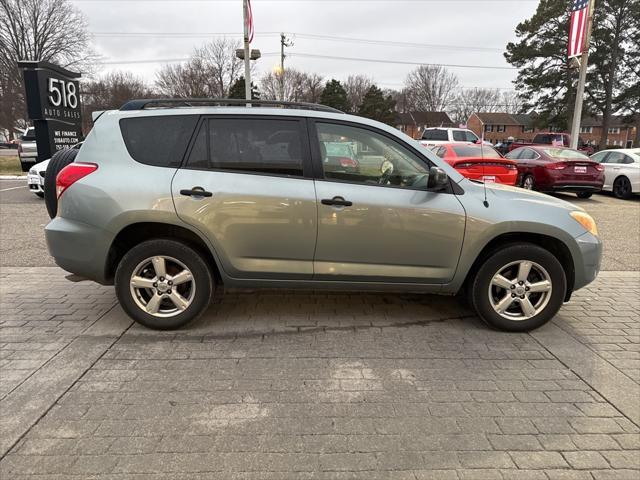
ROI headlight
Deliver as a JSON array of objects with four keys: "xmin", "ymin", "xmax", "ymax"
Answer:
[
  {"xmin": 29, "ymin": 169, "xmax": 37, "ymax": 175},
  {"xmin": 570, "ymin": 211, "xmax": 598, "ymax": 236}
]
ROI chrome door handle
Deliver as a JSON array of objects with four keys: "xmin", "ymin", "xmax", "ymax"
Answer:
[{"xmin": 321, "ymin": 196, "xmax": 353, "ymax": 207}]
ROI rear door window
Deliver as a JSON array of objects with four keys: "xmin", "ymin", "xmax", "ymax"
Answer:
[
  {"xmin": 186, "ymin": 117, "xmax": 307, "ymax": 177},
  {"xmin": 452, "ymin": 130, "xmax": 478, "ymax": 142},
  {"xmin": 120, "ymin": 115, "xmax": 199, "ymax": 167},
  {"xmin": 422, "ymin": 129, "xmax": 448, "ymax": 141}
]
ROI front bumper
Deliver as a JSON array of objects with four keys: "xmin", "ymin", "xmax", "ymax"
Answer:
[
  {"xmin": 27, "ymin": 173, "xmax": 44, "ymax": 193},
  {"xmin": 45, "ymin": 217, "xmax": 114, "ymax": 284},
  {"xmin": 573, "ymin": 231, "xmax": 602, "ymax": 291}
]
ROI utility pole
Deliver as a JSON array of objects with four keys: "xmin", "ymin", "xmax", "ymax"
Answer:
[
  {"xmin": 242, "ymin": 0, "xmax": 252, "ymax": 103},
  {"xmin": 570, "ymin": 0, "xmax": 596, "ymax": 149},
  {"xmin": 279, "ymin": 33, "xmax": 293, "ymax": 101}
]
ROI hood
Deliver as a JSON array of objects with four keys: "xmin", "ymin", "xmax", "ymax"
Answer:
[{"xmin": 462, "ymin": 179, "xmax": 583, "ymax": 213}]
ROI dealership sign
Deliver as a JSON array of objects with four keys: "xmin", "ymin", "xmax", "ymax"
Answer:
[{"xmin": 18, "ymin": 61, "xmax": 83, "ymax": 162}]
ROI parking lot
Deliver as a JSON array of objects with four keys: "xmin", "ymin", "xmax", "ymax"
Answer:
[{"xmin": 1, "ymin": 178, "xmax": 639, "ymax": 478}]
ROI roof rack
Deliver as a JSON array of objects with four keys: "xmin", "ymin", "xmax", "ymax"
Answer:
[{"xmin": 119, "ymin": 98, "xmax": 344, "ymax": 114}]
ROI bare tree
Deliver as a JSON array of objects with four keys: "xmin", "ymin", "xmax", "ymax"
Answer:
[
  {"xmin": 260, "ymin": 69, "xmax": 323, "ymax": 103},
  {"xmin": 449, "ymin": 88, "xmax": 503, "ymax": 124},
  {"xmin": 501, "ymin": 90, "xmax": 524, "ymax": 114},
  {"xmin": 404, "ymin": 65, "xmax": 459, "ymax": 112},
  {"xmin": 155, "ymin": 39, "xmax": 243, "ymax": 98},
  {"xmin": 344, "ymin": 75, "xmax": 374, "ymax": 113},
  {"xmin": 0, "ymin": 0, "xmax": 95, "ymax": 136},
  {"xmin": 81, "ymin": 71, "xmax": 151, "ymax": 131}
]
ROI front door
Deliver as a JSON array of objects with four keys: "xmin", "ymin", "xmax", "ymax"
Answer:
[
  {"xmin": 173, "ymin": 116, "xmax": 317, "ymax": 280},
  {"xmin": 311, "ymin": 121, "xmax": 466, "ymax": 284}
]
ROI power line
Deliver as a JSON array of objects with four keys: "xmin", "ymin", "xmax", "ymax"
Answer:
[
  {"xmin": 291, "ymin": 33, "xmax": 503, "ymax": 52},
  {"xmin": 74, "ymin": 0, "xmax": 534, "ymax": 3},
  {"xmin": 288, "ymin": 52, "xmax": 516, "ymax": 70},
  {"xmin": 97, "ymin": 52, "xmax": 512, "ymax": 70},
  {"xmin": 90, "ymin": 31, "xmax": 504, "ymax": 54},
  {"xmin": 91, "ymin": 32, "xmax": 281, "ymax": 37},
  {"xmin": 99, "ymin": 53, "xmax": 278, "ymax": 65}
]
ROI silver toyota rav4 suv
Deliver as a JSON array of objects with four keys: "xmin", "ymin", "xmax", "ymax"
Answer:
[{"xmin": 45, "ymin": 99, "xmax": 602, "ymax": 332}]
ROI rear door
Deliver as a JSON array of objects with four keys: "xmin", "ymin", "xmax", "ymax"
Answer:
[{"xmin": 172, "ymin": 116, "xmax": 317, "ymax": 280}]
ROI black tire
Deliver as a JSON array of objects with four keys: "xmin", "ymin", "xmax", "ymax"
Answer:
[
  {"xmin": 613, "ymin": 176, "xmax": 633, "ymax": 200},
  {"xmin": 115, "ymin": 239, "xmax": 213, "ymax": 330},
  {"xmin": 35, "ymin": 191, "xmax": 44, "ymax": 198},
  {"xmin": 471, "ymin": 244, "xmax": 566, "ymax": 332},
  {"xmin": 522, "ymin": 174, "xmax": 535, "ymax": 190},
  {"xmin": 576, "ymin": 191, "xmax": 593, "ymax": 199},
  {"xmin": 44, "ymin": 148, "xmax": 79, "ymax": 218}
]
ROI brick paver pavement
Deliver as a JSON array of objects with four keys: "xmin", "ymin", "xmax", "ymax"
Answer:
[{"xmin": 1, "ymin": 267, "xmax": 638, "ymax": 479}]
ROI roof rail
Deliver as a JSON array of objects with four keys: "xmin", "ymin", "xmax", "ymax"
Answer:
[{"xmin": 119, "ymin": 98, "xmax": 344, "ymax": 114}]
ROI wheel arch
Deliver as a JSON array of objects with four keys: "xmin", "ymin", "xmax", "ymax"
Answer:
[
  {"xmin": 105, "ymin": 222, "xmax": 223, "ymax": 285},
  {"xmin": 461, "ymin": 232, "xmax": 575, "ymax": 302}
]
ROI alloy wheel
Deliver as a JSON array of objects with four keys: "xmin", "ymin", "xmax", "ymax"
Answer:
[
  {"xmin": 613, "ymin": 177, "xmax": 631, "ymax": 199},
  {"xmin": 488, "ymin": 260, "xmax": 552, "ymax": 321},
  {"xmin": 523, "ymin": 176, "xmax": 534, "ymax": 190},
  {"xmin": 129, "ymin": 256, "xmax": 196, "ymax": 317}
]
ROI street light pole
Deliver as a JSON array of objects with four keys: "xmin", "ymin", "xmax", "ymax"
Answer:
[
  {"xmin": 279, "ymin": 33, "xmax": 285, "ymax": 101},
  {"xmin": 570, "ymin": 0, "xmax": 596, "ymax": 149},
  {"xmin": 242, "ymin": 0, "xmax": 252, "ymax": 102}
]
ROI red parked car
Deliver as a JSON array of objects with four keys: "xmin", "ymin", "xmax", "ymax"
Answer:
[
  {"xmin": 431, "ymin": 143, "xmax": 518, "ymax": 185},
  {"xmin": 506, "ymin": 146, "xmax": 604, "ymax": 198}
]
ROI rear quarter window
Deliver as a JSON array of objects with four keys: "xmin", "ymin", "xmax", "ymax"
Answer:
[{"xmin": 120, "ymin": 115, "xmax": 199, "ymax": 167}]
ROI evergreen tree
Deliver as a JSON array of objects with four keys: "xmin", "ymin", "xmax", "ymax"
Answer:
[
  {"xmin": 587, "ymin": 0, "xmax": 637, "ymax": 147},
  {"xmin": 228, "ymin": 76, "xmax": 259, "ymax": 100},
  {"xmin": 506, "ymin": 0, "xmax": 638, "ymax": 146},
  {"xmin": 357, "ymin": 85, "xmax": 397, "ymax": 125},
  {"xmin": 320, "ymin": 79, "xmax": 349, "ymax": 112},
  {"xmin": 505, "ymin": 0, "xmax": 576, "ymax": 131}
]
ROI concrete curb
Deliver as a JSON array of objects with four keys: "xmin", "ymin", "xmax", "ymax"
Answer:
[{"xmin": 0, "ymin": 175, "xmax": 25, "ymax": 180}]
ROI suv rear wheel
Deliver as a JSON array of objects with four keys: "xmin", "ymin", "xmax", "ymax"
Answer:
[
  {"xmin": 471, "ymin": 244, "xmax": 566, "ymax": 332},
  {"xmin": 115, "ymin": 239, "xmax": 213, "ymax": 330}
]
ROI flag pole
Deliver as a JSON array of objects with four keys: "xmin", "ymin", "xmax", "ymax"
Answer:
[
  {"xmin": 569, "ymin": 0, "xmax": 596, "ymax": 149},
  {"xmin": 242, "ymin": 0, "xmax": 252, "ymax": 103}
]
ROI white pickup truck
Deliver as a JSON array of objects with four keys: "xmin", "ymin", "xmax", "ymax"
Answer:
[
  {"xmin": 419, "ymin": 127, "xmax": 491, "ymax": 148},
  {"xmin": 18, "ymin": 127, "xmax": 38, "ymax": 172}
]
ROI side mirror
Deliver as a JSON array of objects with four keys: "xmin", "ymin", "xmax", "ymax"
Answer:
[{"xmin": 427, "ymin": 166, "xmax": 449, "ymax": 191}]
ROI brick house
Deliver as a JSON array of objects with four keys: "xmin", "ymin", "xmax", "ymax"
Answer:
[
  {"xmin": 467, "ymin": 112, "xmax": 636, "ymax": 148},
  {"xmin": 467, "ymin": 112, "xmax": 537, "ymax": 145},
  {"xmin": 578, "ymin": 115, "xmax": 636, "ymax": 148},
  {"xmin": 396, "ymin": 111, "xmax": 455, "ymax": 139}
]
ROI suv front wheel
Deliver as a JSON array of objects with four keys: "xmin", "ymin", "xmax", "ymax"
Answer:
[
  {"xmin": 115, "ymin": 239, "xmax": 213, "ymax": 330},
  {"xmin": 471, "ymin": 244, "xmax": 566, "ymax": 332}
]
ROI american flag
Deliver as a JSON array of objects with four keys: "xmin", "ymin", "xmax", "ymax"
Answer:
[
  {"xmin": 568, "ymin": 0, "xmax": 589, "ymax": 58},
  {"xmin": 246, "ymin": 0, "xmax": 254, "ymax": 43}
]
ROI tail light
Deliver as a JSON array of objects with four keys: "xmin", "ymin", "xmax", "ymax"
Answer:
[
  {"xmin": 56, "ymin": 163, "xmax": 98, "ymax": 199},
  {"xmin": 504, "ymin": 164, "xmax": 517, "ymax": 170},
  {"xmin": 546, "ymin": 162, "xmax": 567, "ymax": 170},
  {"xmin": 338, "ymin": 157, "xmax": 358, "ymax": 168},
  {"xmin": 595, "ymin": 164, "xmax": 605, "ymax": 172},
  {"xmin": 455, "ymin": 163, "xmax": 474, "ymax": 169}
]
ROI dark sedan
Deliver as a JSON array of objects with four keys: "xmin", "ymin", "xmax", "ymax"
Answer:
[{"xmin": 506, "ymin": 146, "xmax": 605, "ymax": 199}]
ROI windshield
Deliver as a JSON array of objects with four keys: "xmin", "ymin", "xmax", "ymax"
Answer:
[
  {"xmin": 452, "ymin": 145, "xmax": 501, "ymax": 158},
  {"xmin": 421, "ymin": 129, "xmax": 448, "ymax": 141},
  {"xmin": 543, "ymin": 148, "xmax": 589, "ymax": 160}
]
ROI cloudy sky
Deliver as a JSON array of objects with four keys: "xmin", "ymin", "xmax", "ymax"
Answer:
[{"xmin": 71, "ymin": 0, "xmax": 539, "ymax": 91}]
